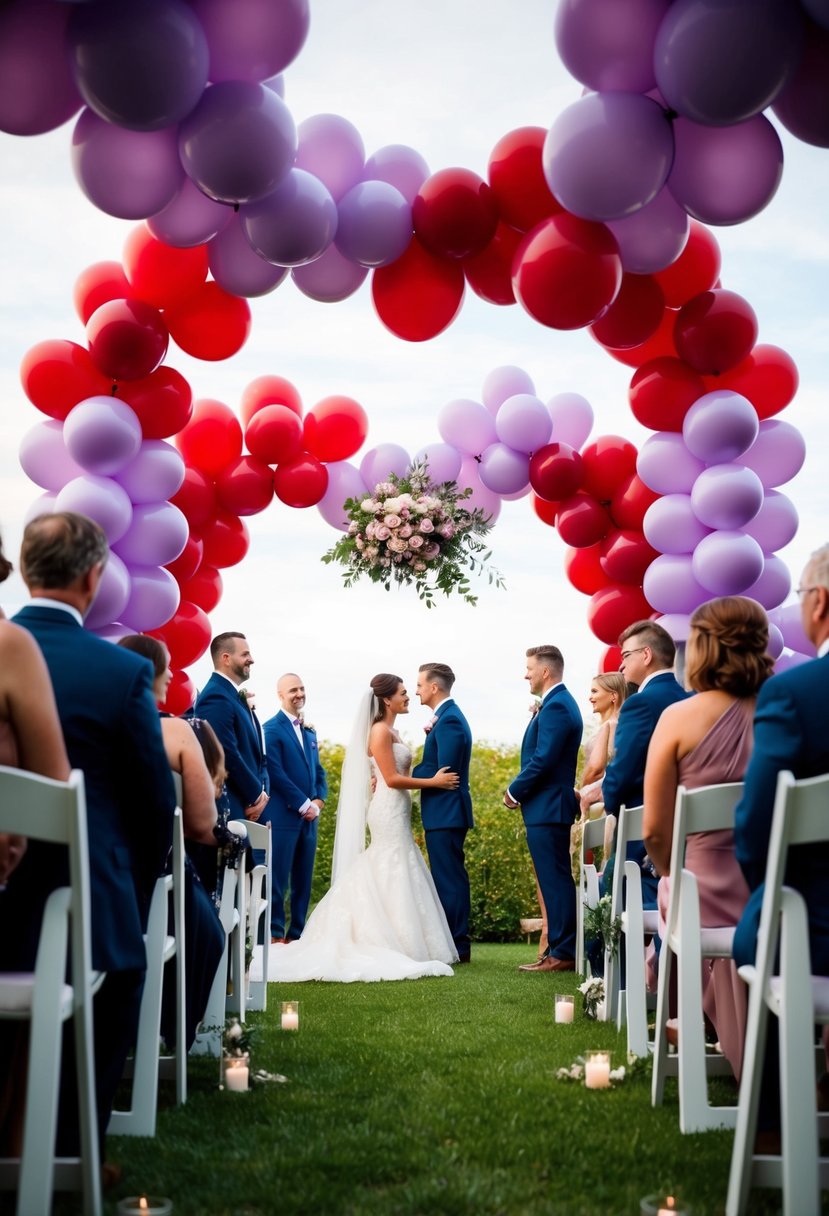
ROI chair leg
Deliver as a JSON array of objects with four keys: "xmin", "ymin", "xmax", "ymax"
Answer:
[
  {"xmin": 778, "ymin": 890, "xmax": 820, "ymax": 1214},
  {"xmin": 726, "ymin": 964, "xmax": 768, "ymax": 1216},
  {"xmin": 622, "ymin": 862, "xmax": 650, "ymax": 1058},
  {"xmin": 651, "ymin": 918, "xmax": 675, "ymax": 1107}
]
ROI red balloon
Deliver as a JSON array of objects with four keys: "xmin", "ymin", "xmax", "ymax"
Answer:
[
  {"xmin": 488, "ymin": 127, "xmax": 561, "ymax": 232},
  {"xmin": 556, "ymin": 492, "xmax": 612, "ymax": 548},
  {"xmin": 215, "ymin": 454, "xmax": 274, "ymax": 516},
  {"xmin": 240, "ymin": 375, "xmax": 303, "ymax": 427},
  {"xmin": 165, "ymin": 532, "xmax": 203, "ymax": 583},
  {"xmin": 200, "ymin": 510, "xmax": 250, "ymax": 569},
  {"xmin": 529, "ymin": 442, "xmax": 584, "ymax": 501},
  {"xmin": 86, "ymin": 298, "xmax": 169, "ymax": 381},
  {"xmin": 654, "ymin": 220, "xmax": 722, "ymax": 308},
  {"xmin": 587, "ymin": 583, "xmax": 653, "ymax": 646},
  {"xmin": 150, "ymin": 601, "xmax": 211, "ymax": 669},
  {"xmin": 171, "ymin": 466, "xmax": 217, "ymax": 528},
  {"xmin": 463, "ymin": 221, "xmax": 522, "ymax": 306},
  {"xmin": 179, "ymin": 564, "xmax": 223, "ymax": 614},
  {"xmin": 531, "ymin": 493, "xmax": 560, "ymax": 526},
  {"xmin": 175, "ymin": 398, "xmax": 243, "ymax": 477},
  {"xmin": 272, "ymin": 452, "xmax": 329, "ymax": 508},
  {"xmin": 115, "ymin": 365, "xmax": 193, "ymax": 439},
  {"xmin": 601, "ymin": 644, "xmax": 623, "ymax": 673},
  {"xmin": 165, "ymin": 281, "xmax": 251, "ymax": 361},
  {"xmin": 20, "ymin": 339, "xmax": 112, "ymax": 420},
  {"xmin": 600, "ymin": 305, "xmax": 679, "ymax": 367},
  {"xmin": 609, "ymin": 472, "xmax": 660, "ymax": 530},
  {"xmin": 73, "ymin": 260, "xmax": 132, "ymax": 324},
  {"xmin": 709, "ymin": 343, "xmax": 799, "ymax": 421},
  {"xmin": 674, "ymin": 289, "xmax": 758, "ymax": 375},
  {"xmin": 589, "ymin": 273, "xmax": 665, "ymax": 349},
  {"xmin": 163, "ymin": 668, "xmax": 196, "ymax": 716},
  {"xmin": 599, "ymin": 529, "xmax": 658, "ymax": 585},
  {"xmin": 581, "ymin": 436, "xmax": 638, "ymax": 501},
  {"xmin": 628, "ymin": 356, "xmax": 706, "ymax": 432},
  {"xmin": 413, "ymin": 168, "xmax": 499, "ymax": 260},
  {"xmin": 564, "ymin": 543, "xmax": 609, "ymax": 595},
  {"xmin": 372, "ymin": 237, "xmax": 465, "ymax": 342},
  {"xmin": 303, "ymin": 396, "xmax": 368, "ymax": 462},
  {"xmin": 245, "ymin": 404, "xmax": 303, "ymax": 464},
  {"xmin": 512, "ymin": 213, "xmax": 622, "ymax": 330},
  {"xmin": 122, "ymin": 225, "xmax": 208, "ymax": 311}
]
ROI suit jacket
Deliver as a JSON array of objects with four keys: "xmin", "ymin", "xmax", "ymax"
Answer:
[
  {"xmin": 510, "ymin": 684, "xmax": 582, "ymax": 826},
  {"xmin": 195, "ymin": 672, "xmax": 269, "ymax": 820},
  {"xmin": 262, "ymin": 709, "xmax": 328, "ymax": 828},
  {"xmin": 601, "ymin": 671, "xmax": 690, "ymax": 815},
  {"xmin": 412, "ymin": 699, "xmax": 473, "ymax": 831},
  {"xmin": 4, "ymin": 604, "xmax": 176, "ymax": 973}
]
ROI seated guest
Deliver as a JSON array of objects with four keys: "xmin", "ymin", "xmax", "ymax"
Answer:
[{"xmin": 643, "ymin": 595, "xmax": 773, "ymax": 1077}]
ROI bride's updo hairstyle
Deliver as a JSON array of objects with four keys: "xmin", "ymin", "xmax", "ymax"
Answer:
[
  {"xmin": 685, "ymin": 596, "xmax": 774, "ymax": 697},
  {"xmin": 370, "ymin": 673, "xmax": 403, "ymax": 722}
]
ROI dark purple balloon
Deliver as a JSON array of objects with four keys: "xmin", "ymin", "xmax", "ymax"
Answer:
[
  {"xmin": 208, "ymin": 216, "xmax": 289, "ymax": 297},
  {"xmin": 772, "ymin": 20, "xmax": 829, "ymax": 148},
  {"xmin": 554, "ymin": 0, "xmax": 670, "ymax": 93},
  {"xmin": 242, "ymin": 169, "xmax": 337, "ymax": 266},
  {"xmin": 607, "ymin": 185, "xmax": 689, "ymax": 273},
  {"xmin": 72, "ymin": 107, "xmax": 184, "ymax": 220},
  {"xmin": 335, "ymin": 181, "xmax": 412, "ymax": 267},
  {"xmin": 668, "ymin": 115, "xmax": 783, "ymax": 226},
  {"xmin": 191, "ymin": 0, "xmax": 309, "ymax": 82},
  {"xmin": 148, "ymin": 176, "xmax": 233, "ymax": 248},
  {"xmin": 291, "ymin": 244, "xmax": 368, "ymax": 303},
  {"xmin": 0, "ymin": 1, "xmax": 83, "ymax": 136}
]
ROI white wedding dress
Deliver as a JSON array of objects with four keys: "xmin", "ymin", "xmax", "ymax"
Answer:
[{"xmin": 258, "ymin": 740, "xmax": 458, "ymax": 982}]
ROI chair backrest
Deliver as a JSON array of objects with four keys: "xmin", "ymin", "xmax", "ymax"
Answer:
[
  {"xmin": 668, "ymin": 782, "xmax": 744, "ymax": 878},
  {"xmin": 610, "ymin": 804, "xmax": 644, "ymax": 919},
  {"xmin": 582, "ymin": 816, "xmax": 607, "ymax": 856}
]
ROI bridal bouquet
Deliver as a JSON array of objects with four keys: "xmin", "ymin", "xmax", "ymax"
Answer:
[{"xmin": 322, "ymin": 462, "xmax": 504, "ymax": 606}]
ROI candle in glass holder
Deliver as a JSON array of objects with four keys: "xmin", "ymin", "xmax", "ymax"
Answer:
[
  {"xmin": 554, "ymin": 994, "xmax": 574, "ymax": 1023},
  {"xmin": 116, "ymin": 1198, "xmax": 173, "ymax": 1215},
  {"xmin": 224, "ymin": 1058, "xmax": 249, "ymax": 1091},
  {"xmin": 640, "ymin": 1195, "xmax": 692, "ymax": 1216},
  {"xmin": 584, "ymin": 1049, "xmax": 611, "ymax": 1088},
  {"xmin": 281, "ymin": 1000, "xmax": 299, "ymax": 1030}
]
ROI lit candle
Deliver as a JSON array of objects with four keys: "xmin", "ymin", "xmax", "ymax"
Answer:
[
  {"xmin": 115, "ymin": 1198, "xmax": 173, "ymax": 1215},
  {"xmin": 224, "ymin": 1059, "xmax": 249, "ymax": 1091},
  {"xmin": 584, "ymin": 1050, "xmax": 611, "ymax": 1089},
  {"xmin": 554, "ymin": 994, "xmax": 574, "ymax": 1024},
  {"xmin": 281, "ymin": 1000, "xmax": 299, "ymax": 1030},
  {"xmin": 640, "ymin": 1194, "xmax": 692, "ymax": 1216}
]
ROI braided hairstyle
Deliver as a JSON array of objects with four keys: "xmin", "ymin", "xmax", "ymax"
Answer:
[{"xmin": 685, "ymin": 596, "xmax": 774, "ymax": 697}]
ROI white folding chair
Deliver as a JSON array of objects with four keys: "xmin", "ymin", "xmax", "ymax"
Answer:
[
  {"xmin": 244, "ymin": 819, "xmax": 272, "ymax": 1012},
  {"xmin": 0, "ymin": 767, "xmax": 101, "ymax": 1216},
  {"xmin": 603, "ymin": 803, "xmax": 647, "ymax": 1027},
  {"xmin": 621, "ymin": 858, "xmax": 659, "ymax": 1057},
  {"xmin": 190, "ymin": 833, "xmax": 245, "ymax": 1057},
  {"xmin": 651, "ymin": 782, "xmax": 743, "ymax": 1132},
  {"xmin": 727, "ymin": 771, "xmax": 829, "ymax": 1215},
  {"xmin": 576, "ymin": 813, "xmax": 606, "ymax": 976}
]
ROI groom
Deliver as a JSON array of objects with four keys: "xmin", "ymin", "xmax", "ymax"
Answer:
[{"xmin": 413, "ymin": 662, "xmax": 474, "ymax": 962}]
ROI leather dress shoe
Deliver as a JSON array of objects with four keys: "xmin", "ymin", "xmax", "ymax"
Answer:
[
  {"xmin": 456, "ymin": 953, "xmax": 471, "ymax": 964},
  {"xmin": 271, "ymin": 936, "xmax": 288, "ymax": 944},
  {"xmin": 518, "ymin": 955, "xmax": 575, "ymax": 972}
]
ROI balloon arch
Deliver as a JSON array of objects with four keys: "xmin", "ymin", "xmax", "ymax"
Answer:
[{"xmin": 3, "ymin": 0, "xmax": 823, "ymax": 712}]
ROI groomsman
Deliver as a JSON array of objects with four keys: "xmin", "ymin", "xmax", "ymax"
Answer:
[
  {"xmin": 413, "ymin": 662, "xmax": 474, "ymax": 962},
  {"xmin": 505, "ymin": 645, "xmax": 582, "ymax": 972},
  {"xmin": 263, "ymin": 673, "xmax": 328, "ymax": 943}
]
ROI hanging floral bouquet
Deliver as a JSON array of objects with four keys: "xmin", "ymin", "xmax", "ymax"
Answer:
[{"xmin": 322, "ymin": 461, "xmax": 504, "ymax": 606}]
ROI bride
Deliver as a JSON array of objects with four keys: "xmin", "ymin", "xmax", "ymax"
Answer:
[{"xmin": 263, "ymin": 673, "xmax": 461, "ymax": 982}]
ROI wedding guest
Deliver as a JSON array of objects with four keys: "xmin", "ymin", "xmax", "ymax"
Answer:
[{"xmin": 578, "ymin": 672, "xmax": 627, "ymax": 815}]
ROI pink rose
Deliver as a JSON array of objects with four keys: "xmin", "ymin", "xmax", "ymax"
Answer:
[
  {"xmin": 375, "ymin": 524, "xmax": 391, "ymax": 541},
  {"xmin": 419, "ymin": 517, "xmax": 435, "ymax": 533},
  {"xmin": 384, "ymin": 513, "xmax": 401, "ymax": 529},
  {"xmin": 409, "ymin": 534, "xmax": 424, "ymax": 549},
  {"xmin": 423, "ymin": 542, "xmax": 441, "ymax": 559},
  {"xmin": 438, "ymin": 522, "xmax": 455, "ymax": 539},
  {"xmin": 398, "ymin": 523, "xmax": 413, "ymax": 539}
]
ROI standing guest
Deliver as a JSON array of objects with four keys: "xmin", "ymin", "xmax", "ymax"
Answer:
[
  {"xmin": 262, "ymin": 673, "xmax": 328, "ymax": 944},
  {"xmin": 504, "ymin": 645, "xmax": 582, "ymax": 973},
  {"xmin": 4, "ymin": 512, "xmax": 175, "ymax": 1164},
  {"xmin": 412, "ymin": 662, "xmax": 474, "ymax": 963},
  {"xmin": 578, "ymin": 672, "xmax": 628, "ymax": 815},
  {"xmin": 195, "ymin": 632, "xmax": 269, "ymax": 823}
]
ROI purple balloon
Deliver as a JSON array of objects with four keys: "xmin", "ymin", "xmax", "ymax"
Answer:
[
  {"xmin": 773, "ymin": 21, "xmax": 829, "ymax": 148},
  {"xmin": 19, "ymin": 420, "xmax": 85, "ymax": 492},
  {"xmin": 120, "ymin": 564, "xmax": 180, "ymax": 632},
  {"xmin": 208, "ymin": 215, "xmax": 289, "ymax": 297},
  {"xmin": 481, "ymin": 366, "xmax": 536, "ymax": 416},
  {"xmin": 364, "ymin": 145, "xmax": 430, "ymax": 206},
  {"xmin": 438, "ymin": 399, "xmax": 498, "ymax": 456},
  {"xmin": 638, "ymin": 431, "xmax": 704, "ymax": 494},
  {"xmin": 743, "ymin": 554, "xmax": 792, "ymax": 610},
  {"xmin": 478, "ymin": 443, "xmax": 531, "ymax": 495},
  {"xmin": 115, "ymin": 441, "xmax": 185, "ymax": 504},
  {"xmin": 555, "ymin": 0, "xmax": 670, "ymax": 93},
  {"xmin": 643, "ymin": 493, "xmax": 710, "ymax": 554},
  {"xmin": 242, "ymin": 168, "xmax": 337, "ymax": 266},
  {"xmin": 291, "ymin": 243, "xmax": 368, "ymax": 302},
  {"xmin": 316, "ymin": 461, "xmax": 368, "ymax": 531},
  {"xmin": 654, "ymin": 611, "xmax": 692, "ymax": 643},
  {"xmin": 24, "ymin": 493, "xmax": 57, "ymax": 526},
  {"xmin": 295, "ymin": 114, "xmax": 365, "ymax": 202},
  {"xmin": 71, "ymin": 108, "xmax": 183, "ymax": 221},
  {"xmin": 0, "ymin": 0, "xmax": 82, "ymax": 135},
  {"xmin": 85, "ymin": 551, "xmax": 131, "ymax": 631},
  {"xmin": 668, "ymin": 115, "xmax": 783, "ymax": 227},
  {"xmin": 547, "ymin": 392, "xmax": 595, "ymax": 450},
  {"xmin": 191, "ymin": 0, "xmax": 309, "ymax": 82},
  {"xmin": 654, "ymin": 0, "xmax": 803, "ymax": 125},
  {"xmin": 113, "ymin": 501, "xmax": 188, "ymax": 567},
  {"xmin": 771, "ymin": 601, "xmax": 817, "ymax": 657},
  {"xmin": 263, "ymin": 74, "xmax": 286, "ymax": 99},
  {"xmin": 643, "ymin": 553, "xmax": 709, "ymax": 614},
  {"xmin": 179, "ymin": 80, "xmax": 296, "ymax": 205},
  {"xmin": 682, "ymin": 390, "xmax": 759, "ymax": 464},
  {"xmin": 607, "ymin": 186, "xmax": 689, "ymax": 274},
  {"xmin": 360, "ymin": 444, "xmax": 410, "ymax": 487},
  {"xmin": 64, "ymin": 397, "xmax": 143, "ymax": 476},
  {"xmin": 495, "ymin": 394, "xmax": 552, "ymax": 454},
  {"xmin": 148, "ymin": 177, "xmax": 233, "ymax": 248},
  {"xmin": 690, "ymin": 464, "xmax": 764, "ymax": 530},
  {"xmin": 740, "ymin": 420, "xmax": 806, "ymax": 488},
  {"xmin": 410, "ymin": 444, "xmax": 462, "ymax": 486},
  {"xmin": 92, "ymin": 623, "xmax": 133, "ymax": 644},
  {"xmin": 802, "ymin": 0, "xmax": 829, "ymax": 30},
  {"xmin": 543, "ymin": 92, "xmax": 674, "ymax": 221},
  {"xmin": 774, "ymin": 648, "xmax": 813, "ymax": 674},
  {"xmin": 742, "ymin": 490, "xmax": 799, "ymax": 553},
  {"xmin": 335, "ymin": 181, "xmax": 412, "ymax": 268},
  {"xmin": 55, "ymin": 475, "xmax": 133, "ymax": 544},
  {"xmin": 692, "ymin": 530, "xmax": 764, "ymax": 595},
  {"xmin": 766, "ymin": 622, "xmax": 784, "ymax": 659},
  {"xmin": 457, "ymin": 456, "xmax": 502, "ymax": 524}
]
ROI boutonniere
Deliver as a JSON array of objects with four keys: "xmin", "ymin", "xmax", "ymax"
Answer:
[
  {"xmin": 424, "ymin": 714, "xmax": 439, "ymax": 734},
  {"xmin": 529, "ymin": 699, "xmax": 540, "ymax": 717},
  {"xmin": 302, "ymin": 721, "xmax": 315, "ymax": 734}
]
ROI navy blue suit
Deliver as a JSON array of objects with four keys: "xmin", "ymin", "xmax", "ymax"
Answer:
[
  {"xmin": 195, "ymin": 672, "xmax": 268, "ymax": 821},
  {"xmin": 262, "ymin": 710, "xmax": 328, "ymax": 939},
  {"xmin": 509, "ymin": 684, "xmax": 582, "ymax": 961},
  {"xmin": 412, "ymin": 699, "xmax": 473, "ymax": 956}
]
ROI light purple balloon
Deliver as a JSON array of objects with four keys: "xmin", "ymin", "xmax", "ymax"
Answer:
[
  {"xmin": 742, "ymin": 554, "xmax": 792, "ymax": 610},
  {"xmin": 438, "ymin": 399, "xmax": 498, "ymax": 456},
  {"xmin": 643, "ymin": 492, "xmax": 710, "ymax": 554},
  {"xmin": 19, "ymin": 420, "xmax": 85, "ymax": 492},
  {"xmin": 64, "ymin": 397, "xmax": 142, "ymax": 476},
  {"xmin": 335, "ymin": 181, "xmax": 412, "ymax": 268},
  {"xmin": 690, "ymin": 463, "xmax": 764, "ymax": 530},
  {"xmin": 85, "ymin": 551, "xmax": 131, "ymax": 631},
  {"xmin": 766, "ymin": 622, "xmax": 784, "ymax": 659},
  {"xmin": 740, "ymin": 419, "xmax": 806, "ymax": 488},
  {"xmin": 291, "ymin": 243, "xmax": 368, "ymax": 302},
  {"xmin": 91, "ymin": 622, "xmax": 133, "ymax": 644},
  {"xmin": 543, "ymin": 92, "xmax": 674, "ymax": 221},
  {"xmin": 742, "ymin": 490, "xmax": 799, "ymax": 553},
  {"xmin": 494, "ymin": 394, "xmax": 552, "ymax": 454},
  {"xmin": 112, "ymin": 501, "xmax": 188, "ymax": 567},
  {"xmin": 555, "ymin": 0, "xmax": 670, "ymax": 93},
  {"xmin": 24, "ymin": 493, "xmax": 57, "ymax": 526},
  {"xmin": 295, "ymin": 114, "xmax": 365, "ymax": 202},
  {"xmin": 364, "ymin": 145, "xmax": 430, "ymax": 206},
  {"xmin": 55, "ymin": 475, "xmax": 133, "ymax": 544},
  {"xmin": 457, "ymin": 456, "xmax": 502, "ymax": 524},
  {"xmin": 643, "ymin": 553, "xmax": 709, "ymax": 614},
  {"xmin": 771, "ymin": 601, "xmax": 817, "ymax": 657},
  {"xmin": 607, "ymin": 185, "xmax": 690, "ymax": 274},
  {"xmin": 115, "ymin": 440, "xmax": 185, "ymax": 504},
  {"xmin": 478, "ymin": 443, "xmax": 531, "ymax": 495},
  {"xmin": 481, "ymin": 366, "xmax": 536, "ymax": 416},
  {"xmin": 773, "ymin": 648, "xmax": 813, "ymax": 674},
  {"xmin": 191, "ymin": 0, "xmax": 309, "ymax": 82},
  {"xmin": 638, "ymin": 431, "xmax": 704, "ymax": 494},
  {"xmin": 547, "ymin": 392, "xmax": 595, "ymax": 450},
  {"xmin": 692, "ymin": 530, "xmax": 764, "ymax": 595},
  {"xmin": 71, "ymin": 107, "xmax": 183, "ymax": 221},
  {"xmin": 360, "ymin": 444, "xmax": 410, "ymax": 487},
  {"xmin": 0, "ymin": 0, "xmax": 82, "ymax": 135},
  {"xmin": 654, "ymin": 611, "xmax": 692, "ymax": 643},
  {"xmin": 148, "ymin": 176, "xmax": 233, "ymax": 248},
  {"xmin": 316, "ymin": 461, "xmax": 369, "ymax": 531},
  {"xmin": 682, "ymin": 390, "xmax": 759, "ymax": 464},
  {"xmin": 242, "ymin": 168, "xmax": 337, "ymax": 266},
  {"xmin": 120, "ymin": 564, "xmax": 180, "ymax": 632},
  {"xmin": 179, "ymin": 80, "xmax": 296, "ymax": 205},
  {"xmin": 412, "ymin": 444, "xmax": 463, "ymax": 486},
  {"xmin": 208, "ymin": 215, "xmax": 289, "ymax": 297},
  {"xmin": 667, "ymin": 115, "xmax": 783, "ymax": 227},
  {"xmin": 263, "ymin": 74, "xmax": 286, "ymax": 99}
]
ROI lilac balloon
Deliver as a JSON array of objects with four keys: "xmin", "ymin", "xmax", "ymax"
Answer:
[
  {"xmin": 179, "ymin": 81, "xmax": 296, "ymax": 205},
  {"xmin": 120, "ymin": 564, "xmax": 180, "ymax": 632},
  {"xmin": 773, "ymin": 20, "xmax": 829, "ymax": 148},
  {"xmin": 191, "ymin": 0, "xmax": 309, "ymax": 81},
  {"xmin": 55, "ymin": 475, "xmax": 133, "ymax": 544},
  {"xmin": 668, "ymin": 115, "xmax": 783, "ymax": 227},
  {"xmin": 335, "ymin": 181, "xmax": 412, "ymax": 268},
  {"xmin": 457, "ymin": 456, "xmax": 502, "ymax": 524},
  {"xmin": 682, "ymin": 390, "xmax": 759, "ymax": 464},
  {"xmin": 766, "ymin": 622, "xmax": 784, "ymax": 660},
  {"xmin": 692, "ymin": 531, "xmax": 764, "ymax": 595},
  {"xmin": 740, "ymin": 420, "xmax": 806, "ymax": 488},
  {"xmin": 85, "ymin": 551, "xmax": 130, "ymax": 631},
  {"xmin": 771, "ymin": 601, "xmax": 817, "ymax": 657},
  {"xmin": 742, "ymin": 490, "xmax": 799, "ymax": 553},
  {"xmin": 208, "ymin": 215, "xmax": 289, "ymax": 297},
  {"xmin": 148, "ymin": 177, "xmax": 233, "ymax": 248},
  {"xmin": 413, "ymin": 444, "xmax": 463, "ymax": 485},
  {"xmin": 643, "ymin": 553, "xmax": 709, "ymax": 614},
  {"xmin": 643, "ymin": 493, "xmax": 710, "ymax": 554},
  {"xmin": 64, "ymin": 397, "xmax": 142, "ymax": 476},
  {"xmin": 0, "ymin": 0, "xmax": 82, "ymax": 135},
  {"xmin": 481, "ymin": 366, "xmax": 536, "ymax": 416},
  {"xmin": 24, "ymin": 493, "xmax": 57, "ymax": 526},
  {"xmin": 316, "ymin": 461, "xmax": 368, "ymax": 531},
  {"xmin": 638, "ymin": 431, "xmax": 704, "ymax": 494},
  {"xmin": 690, "ymin": 464, "xmax": 764, "ymax": 530},
  {"xmin": 654, "ymin": 611, "xmax": 693, "ymax": 643},
  {"xmin": 607, "ymin": 185, "xmax": 690, "ymax": 274},
  {"xmin": 543, "ymin": 92, "xmax": 674, "ymax": 221},
  {"xmin": 438, "ymin": 399, "xmax": 498, "ymax": 456},
  {"xmin": 360, "ymin": 444, "xmax": 410, "ymax": 488},
  {"xmin": 364, "ymin": 145, "xmax": 430, "ymax": 206},
  {"xmin": 93, "ymin": 623, "xmax": 133, "ymax": 644},
  {"xmin": 113, "ymin": 501, "xmax": 188, "ymax": 567},
  {"xmin": 547, "ymin": 392, "xmax": 595, "ymax": 450},
  {"xmin": 242, "ymin": 169, "xmax": 337, "ymax": 266},
  {"xmin": 743, "ymin": 554, "xmax": 792, "ymax": 611},
  {"xmin": 501, "ymin": 483, "xmax": 532, "ymax": 502},
  {"xmin": 71, "ymin": 108, "xmax": 183, "ymax": 221},
  {"xmin": 291, "ymin": 243, "xmax": 368, "ymax": 302},
  {"xmin": 263, "ymin": 75, "xmax": 286, "ymax": 99},
  {"xmin": 295, "ymin": 114, "xmax": 365, "ymax": 202},
  {"xmin": 495, "ymin": 395, "xmax": 552, "ymax": 454},
  {"xmin": 478, "ymin": 443, "xmax": 531, "ymax": 495},
  {"xmin": 115, "ymin": 441, "xmax": 185, "ymax": 504},
  {"xmin": 19, "ymin": 420, "xmax": 85, "ymax": 492},
  {"xmin": 555, "ymin": 0, "xmax": 670, "ymax": 93},
  {"xmin": 774, "ymin": 648, "xmax": 813, "ymax": 674}
]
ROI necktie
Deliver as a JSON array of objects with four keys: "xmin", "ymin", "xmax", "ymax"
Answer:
[{"xmin": 293, "ymin": 717, "xmax": 301, "ymax": 727}]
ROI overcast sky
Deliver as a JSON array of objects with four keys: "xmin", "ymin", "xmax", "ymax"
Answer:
[{"xmin": 1, "ymin": 0, "xmax": 828, "ymax": 745}]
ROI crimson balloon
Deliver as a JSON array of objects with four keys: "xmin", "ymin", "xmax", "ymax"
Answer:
[
  {"xmin": 599, "ymin": 529, "xmax": 658, "ymax": 585},
  {"xmin": 150, "ymin": 601, "xmax": 211, "ymax": 668},
  {"xmin": 531, "ymin": 493, "xmax": 560, "ymax": 526},
  {"xmin": 564, "ymin": 543, "xmax": 608, "ymax": 595},
  {"xmin": 580, "ymin": 435, "xmax": 638, "ymax": 501},
  {"xmin": 171, "ymin": 465, "xmax": 217, "ymax": 527},
  {"xmin": 488, "ymin": 127, "xmax": 560, "ymax": 232},
  {"xmin": 165, "ymin": 532, "xmax": 203, "ymax": 583},
  {"xmin": 175, "ymin": 397, "xmax": 242, "ymax": 476},
  {"xmin": 556, "ymin": 492, "xmax": 612, "ymax": 548},
  {"xmin": 199, "ymin": 510, "xmax": 250, "ymax": 568},
  {"xmin": 122, "ymin": 224, "xmax": 208, "ymax": 310},
  {"xmin": 86, "ymin": 297, "xmax": 169, "ymax": 381},
  {"xmin": 179, "ymin": 564, "xmax": 222, "ymax": 614},
  {"xmin": 589, "ymin": 273, "xmax": 664, "ymax": 349},
  {"xmin": 20, "ymin": 339, "xmax": 112, "ymax": 420},
  {"xmin": 240, "ymin": 374, "xmax": 302, "ymax": 427},
  {"xmin": 116, "ymin": 365, "xmax": 193, "ymax": 439},
  {"xmin": 164, "ymin": 669, "xmax": 196, "ymax": 716},
  {"xmin": 529, "ymin": 442, "xmax": 584, "ymax": 501},
  {"xmin": 654, "ymin": 220, "xmax": 721, "ymax": 308},
  {"xmin": 587, "ymin": 583, "xmax": 653, "ymax": 645},
  {"xmin": 272, "ymin": 451, "xmax": 329, "ymax": 508},
  {"xmin": 628, "ymin": 357, "xmax": 706, "ymax": 432},
  {"xmin": 600, "ymin": 306, "xmax": 678, "ymax": 368},
  {"xmin": 413, "ymin": 168, "xmax": 499, "ymax": 260},
  {"xmin": 609, "ymin": 473, "xmax": 660, "ymax": 531},
  {"xmin": 710, "ymin": 343, "xmax": 799, "ymax": 421},
  {"xmin": 245, "ymin": 404, "xmax": 303, "ymax": 464},
  {"xmin": 165, "ymin": 281, "xmax": 251, "ymax": 361},
  {"xmin": 303, "ymin": 396, "xmax": 368, "ymax": 463},
  {"xmin": 463, "ymin": 221, "xmax": 522, "ymax": 306},
  {"xmin": 372, "ymin": 237, "xmax": 465, "ymax": 342},
  {"xmin": 215, "ymin": 454, "xmax": 274, "ymax": 515},
  {"xmin": 674, "ymin": 289, "xmax": 758, "ymax": 376},
  {"xmin": 73, "ymin": 260, "xmax": 132, "ymax": 324},
  {"xmin": 512, "ymin": 213, "xmax": 622, "ymax": 330}
]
